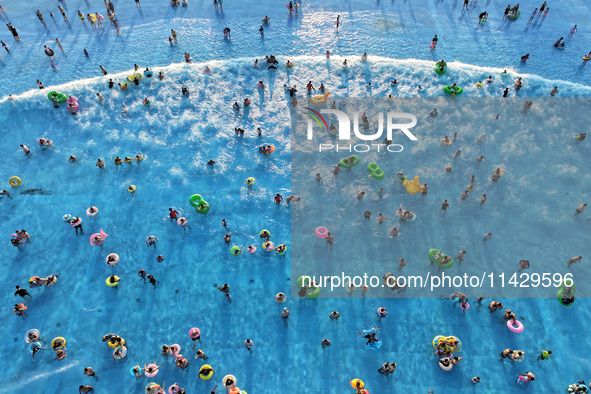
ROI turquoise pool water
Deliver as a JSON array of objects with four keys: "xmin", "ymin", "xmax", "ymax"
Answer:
[{"xmin": 1, "ymin": 0, "xmax": 590, "ymax": 393}]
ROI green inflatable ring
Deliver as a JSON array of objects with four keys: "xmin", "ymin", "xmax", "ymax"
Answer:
[
  {"xmin": 189, "ymin": 194, "xmax": 203, "ymax": 207},
  {"xmin": 428, "ymin": 249, "xmax": 453, "ymax": 269},
  {"xmin": 508, "ymin": 10, "xmax": 520, "ymax": 20},
  {"xmin": 47, "ymin": 91, "xmax": 68, "ymax": 103},
  {"xmin": 557, "ymin": 280, "xmax": 576, "ymax": 306},
  {"xmin": 372, "ymin": 169, "xmax": 385, "ymax": 180},
  {"xmin": 339, "ymin": 155, "xmax": 360, "ymax": 169},
  {"xmin": 230, "ymin": 246, "xmax": 241, "ymax": 256},
  {"xmin": 435, "ymin": 62, "xmax": 447, "ymax": 75},
  {"xmin": 443, "ymin": 85, "xmax": 463, "ymax": 95},
  {"xmin": 306, "ymin": 287, "xmax": 320, "ymax": 299},
  {"xmin": 196, "ymin": 201, "xmax": 209, "ymax": 213}
]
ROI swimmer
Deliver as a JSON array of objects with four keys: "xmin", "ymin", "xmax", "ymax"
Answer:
[
  {"xmin": 483, "ymin": 232, "xmax": 492, "ymax": 241},
  {"xmin": 79, "ymin": 386, "xmax": 94, "ymax": 394},
  {"xmin": 244, "ymin": 339, "xmax": 254, "ymax": 351},
  {"xmin": 84, "ymin": 367, "xmax": 98, "ymax": 379},
  {"xmin": 224, "ymin": 234, "xmax": 231, "ymax": 243},
  {"xmin": 575, "ymin": 133, "xmax": 586, "ymax": 141},
  {"xmin": 518, "ymin": 260, "xmax": 530, "ymax": 271},
  {"xmin": 146, "ymin": 236, "xmax": 158, "ymax": 247},
  {"xmin": 441, "ymin": 199, "xmax": 449, "ymax": 210},
  {"xmin": 398, "ymin": 258, "xmax": 406, "ymax": 269},
  {"xmin": 473, "ymin": 296, "xmax": 485, "ymax": 306},
  {"xmin": 503, "ymin": 309, "xmax": 516, "ymax": 323},
  {"xmin": 286, "ymin": 195, "xmax": 301, "ymax": 203},
  {"xmin": 537, "ymin": 350, "xmax": 552, "ymax": 361},
  {"xmin": 274, "ymin": 194, "xmax": 283, "ymax": 204},
  {"xmin": 321, "ymin": 339, "xmax": 331, "ymax": 349},
  {"xmin": 195, "ymin": 349, "xmax": 208, "ymax": 360},
  {"xmin": 457, "ymin": 250, "xmax": 466, "ymax": 263},
  {"xmin": 489, "ymin": 301, "xmax": 503, "ymax": 311},
  {"xmin": 389, "ymin": 227, "xmax": 399, "ymax": 237},
  {"xmin": 143, "ymin": 359, "xmax": 163, "ymax": 375},
  {"xmin": 461, "ymin": 190, "xmax": 469, "ymax": 200},
  {"xmin": 325, "ymin": 232, "xmax": 334, "ymax": 247},
  {"xmin": 519, "ymin": 372, "xmax": 535, "ymax": 382},
  {"xmin": 158, "ymin": 72, "xmax": 165, "ymax": 80},
  {"xmin": 106, "ymin": 275, "xmax": 119, "ymax": 288},
  {"xmin": 184, "ymin": 52, "xmax": 191, "ymax": 63},
  {"xmin": 118, "ymin": 83, "xmax": 128, "ymax": 90},
  {"xmin": 364, "ymin": 210, "xmax": 371, "ymax": 220},
  {"xmin": 377, "ymin": 213, "xmax": 386, "ymax": 224},
  {"xmin": 127, "ymin": 185, "xmax": 135, "ymax": 193},
  {"xmin": 427, "ymin": 109, "xmax": 438, "ymax": 118},
  {"xmin": 476, "ymin": 155, "xmax": 486, "ymax": 163},
  {"xmin": 281, "ymin": 307, "xmax": 290, "ymax": 320},
  {"xmin": 480, "ymin": 194, "xmax": 487, "ymax": 205},
  {"xmin": 156, "ymin": 255, "xmax": 164, "ymax": 263},
  {"xmin": 442, "ymin": 136, "xmax": 452, "ymax": 145},
  {"xmin": 357, "ymin": 191, "xmax": 366, "ymax": 200},
  {"xmin": 357, "ymin": 326, "xmax": 379, "ymax": 345},
  {"xmin": 329, "ymin": 311, "xmax": 340, "ymax": 321},
  {"xmin": 567, "ymin": 256, "xmax": 582, "ymax": 267},
  {"xmin": 147, "ymin": 274, "xmax": 157, "ymax": 288},
  {"xmin": 175, "ymin": 355, "xmax": 189, "ymax": 369},
  {"xmin": 316, "ymin": 173, "xmax": 322, "ymax": 182},
  {"xmin": 334, "ymin": 165, "xmax": 341, "ymax": 176},
  {"xmin": 575, "ymin": 203, "xmax": 587, "ymax": 214},
  {"xmin": 390, "ymin": 79, "xmax": 398, "ymax": 85},
  {"xmin": 31, "ymin": 342, "xmax": 45, "ymax": 360}
]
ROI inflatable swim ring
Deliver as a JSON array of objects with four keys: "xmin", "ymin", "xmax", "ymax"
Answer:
[
  {"xmin": 86, "ymin": 206, "xmax": 98, "ymax": 216},
  {"xmin": 127, "ymin": 73, "xmax": 143, "ymax": 83},
  {"xmin": 130, "ymin": 365, "xmax": 142, "ymax": 378},
  {"xmin": 246, "ymin": 177, "xmax": 256, "ymax": 186},
  {"xmin": 508, "ymin": 10, "xmax": 520, "ymax": 20},
  {"xmin": 263, "ymin": 241, "xmax": 274, "ymax": 251},
  {"xmin": 144, "ymin": 365, "xmax": 159, "ymax": 378},
  {"xmin": 315, "ymin": 226, "xmax": 329, "ymax": 238},
  {"xmin": 223, "ymin": 375, "xmax": 237, "ymax": 389},
  {"xmin": 47, "ymin": 91, "xmax": 68, "ymax": 103},
  {"xmin": 339, "ymin": 155, "xmax": 360, "ymax": 168},
  {"xmin": 443, "ymin": 85, "xmax": 463, "ymax": 95},
  {"xmin": 189, "ymin": 194, "xmax": 203, "ymax": 207},
  {"xmin": 428, "ymin": 249, "xmax": 453, "ymax": 269},
  {"xmin": 367, "ymin": 163, "xmax": 385, "ymax": 180},
  {"xmin": 106, "ymin": 253, "xmax": 119, "ymax": 266},
  {"xmin": 402, "ymin": 175, "xmax": 423, "ymax": 194},
  {"xmin": 113, "ymin": 346, "xmax": 127, "ymax": 360},
  {"xmin": 435, "ymin": 61, "xmax": 447, "ymax": 75},
  {"xmin": 230, "ymin": 246, "xmax": 242, "ymax": 256},
  {"xmin": 106, "ymin": 275, "xmax": 120, "ymax": 287},
  {"xmin": 557, "ymin": 280, "xmax": 576, "ymax": 306},
  {"xmin": 24, "ymin": 329, "xmax": 41, "ymax": 344},
  {"xmin": 199, "ymin": 364, "xmax": 214, "ymax": 380},
  {"xmin": 197, "ymin": 201, "xmax": 209, "ymax": 214},
  {"xmin": 9, "ymin": 176, "xmax": 21, "ymax": 187},
  {"xmin": 432, "ymin": 335, "xmax": 462, "ymax": 353},
  {"xmin": 350, "ymin": 379, "xmax": 365, "ymax": 389},
  {"xmin": 275, "ymin": 293, "xmax": 286, "ymax": 303},
  {"xmin": 507, "ymin": 320, "xmax": 524, "ymax": 333},
  {"xmin": 90, "ymin": 229, "xmax": 108, "ymax": 246},
  {"xmin": 189, "ymin": 327, "xmax": 201, "ymax": 340},
  {"xmin": 51, "ymin": 337, "xmax": 66, "ymax": 351},
  {"xmin": 309, "ymin": 92, "xmax": 331, "ymax": 106}
]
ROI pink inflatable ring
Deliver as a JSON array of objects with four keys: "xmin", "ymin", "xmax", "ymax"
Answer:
[
  {"xmin": 507, "ymin": 319, "xmax": 524, "ymax": 333},
  {"xmin": 315, "ymin": 226, "xmax": 328, "ymax": 238}
]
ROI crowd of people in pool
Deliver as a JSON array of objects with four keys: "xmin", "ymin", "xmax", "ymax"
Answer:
[{"xmin": 1, "ymin": 0, "xmax": 590, "ymax": 393}]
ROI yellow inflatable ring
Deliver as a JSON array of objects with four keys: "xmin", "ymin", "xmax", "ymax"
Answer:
[
  {"xmin": 89, "ymin": 14, "xmax": 97, "ymax": 22},
  {"xmin": 350, "ymin": 379, "xmax": 365, "ymax": 389},
  {"xmin": 106, "ymin": 275, "xmax": 120, "ymax": 287},
  {"xmin": 199, "ymin": 364, "xmax": 215, "ymax": 380},
  {"xmin": 123, "ymin": 157, "xmax": 132, "ymax": 163},
  {"xmin": 135, "ymin": 155, "xmax": 144, "ymax": 162},
  {"xmin": 442, "ymin": 140, "xmax": 453, "ymax": 146},
  {"xmin": 9, "ymin": 176, "xmax": 21, "ymax": 187},
  {"xmin": 51, "ymin": 337, "xmax": 66, "ymax": 351}
]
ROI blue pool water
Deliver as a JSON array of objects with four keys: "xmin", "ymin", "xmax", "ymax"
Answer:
[{"xmin": 1, "ymin": 0, "xmax": 590, "ymax": 393}]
